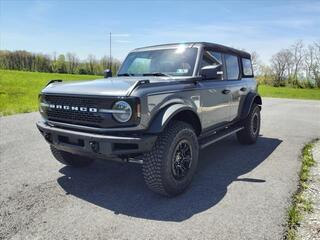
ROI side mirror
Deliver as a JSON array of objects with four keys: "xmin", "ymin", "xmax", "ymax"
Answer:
[
  {"xmin": 104, "ymin": 69, "xmax": 112, "ymax": 78},
  {"xmin": 200, "ymin": 64, "xmax": 223, "ymax": 80}
]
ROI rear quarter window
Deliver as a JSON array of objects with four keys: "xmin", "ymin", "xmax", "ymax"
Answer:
[
  {"xmin": 242, "ymin": 58, "xmax": 253, "ymax": 77},
  {"xmin": 225, "ymin": 54, "xmax": 240, "ymax": 80}
]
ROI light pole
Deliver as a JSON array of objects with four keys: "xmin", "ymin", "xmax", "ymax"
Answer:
[{"xmin": 109, "ymin": 32, "xmax": 112, "ymax": 70}]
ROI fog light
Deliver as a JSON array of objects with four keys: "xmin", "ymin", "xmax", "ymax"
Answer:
[{"xmin": 90, "ymin": 141, "xmax": 99, "ymax": 153}]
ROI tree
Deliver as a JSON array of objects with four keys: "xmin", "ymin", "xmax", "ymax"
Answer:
[
  {"xmin": 66, "ymin": 53, "xmax": 79, "ymax": 74},
  {"xmin": 271, "ymin": 49, "xmax": 291, "ymax": 86},
  {"xmin": 290, "ymin": 40, "xmax": 304, "ymax": 84},
  {"xmin": 256, "ymin": 64, "xmax": 274, "ymax": 85},
  {"xmin": 51, "ymin": 52, "xmax": 59, "ymax": 73},
  {"xmin": 250, "ymin": 51, "xmax": 261, "ymax": 75},
  {"xmin": 312, "ymin": 41, "xmax": 320, "ymax": 87},
  {"xmin": 56, "ymin": 54, "xmax": 67, "ymax": 73},
  {"xmin": 100, "ymin": 56, "xmax": 109, "ymax": 70},
  {"xmin": 86, "ymin": 55, "xmax": 97, "ymax": 74},
  {"xmin": 0, "ymin": 50, "xmax": 122, "ymax": 76}
]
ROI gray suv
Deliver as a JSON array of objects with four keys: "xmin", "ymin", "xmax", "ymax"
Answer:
[{"xmin": 37, "ymin": 42, "xmax": 262, "ymax": 196}]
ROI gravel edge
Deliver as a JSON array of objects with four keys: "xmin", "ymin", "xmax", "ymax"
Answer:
[{"xmin": 296, "ymin": 141, "xmax": 320, "ymax": 240}]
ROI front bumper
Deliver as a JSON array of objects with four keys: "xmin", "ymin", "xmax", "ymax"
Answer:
[{"xmin": 36, "ymin": 121, "xmax": 157, "ymax": 157}]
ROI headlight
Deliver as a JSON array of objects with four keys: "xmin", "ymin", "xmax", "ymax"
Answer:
[
  {"xmin": 38, "ymin": 95, "xmax": 48, "ymax": 113},
  {"xmin": 112, "ymin": 101, "xmax": 132, "ymax": 123}
]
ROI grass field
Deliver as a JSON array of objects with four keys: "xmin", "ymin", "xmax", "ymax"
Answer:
[
  {"xmin": 0, "ymin": 70, "xmax": 319, "ymax": 116},
  {"xmin": 259, "ymin": 85, "xmax": 320, "ymax": 100},
  {"xmin": 0, "ymin": 70, "xmax": 100, "ymax": 116}
]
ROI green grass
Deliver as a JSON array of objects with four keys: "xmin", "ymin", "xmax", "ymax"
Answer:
[
  {"xmin": 285, "ymin": 140, "xmax": 317, "ymax": 240},
  {"xmin": 0, "ymin": 70, "xmax": 100, "ymax": 116},
  {"xmin": 259, "ymin": 85, "xmax": 320, "ymax": 100}
]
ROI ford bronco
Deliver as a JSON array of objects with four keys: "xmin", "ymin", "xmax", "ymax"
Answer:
[{"xmin": 37, "ymin": 42, "xmax": 262, "ymax": 196}]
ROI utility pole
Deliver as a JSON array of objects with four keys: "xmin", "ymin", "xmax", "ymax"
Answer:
[{"xmin": 109, "ymin": 32, "xmax": 112, "ymax": 70}]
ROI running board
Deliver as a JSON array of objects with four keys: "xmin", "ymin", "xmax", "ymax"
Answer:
[{"xmin": 199, "ymin": 126, "xmax": 244, "ymax": 149}]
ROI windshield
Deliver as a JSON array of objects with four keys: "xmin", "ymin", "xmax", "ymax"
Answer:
[{"xmin": 118, "ymin": 47, "xmax": 198, "ymax": 77}]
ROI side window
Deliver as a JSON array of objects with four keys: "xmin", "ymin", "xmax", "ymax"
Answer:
[
  {"xmin": 242, "ymin": 58, "xmax": 253, "ymax": 76},
  {"xmin": 211, "ymin": 52, "xmax": 222, "ymax": 64},
  {"xmin": 225, "ymin": 54, "xmax": 240, "ymax": 80},
  {"xmin": 201, "ymin": 50, "xmax": 222, "ymax": 68}
]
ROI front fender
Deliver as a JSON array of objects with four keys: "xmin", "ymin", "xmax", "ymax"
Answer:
[{"xmin": 147, "ymin": 104, "xmax": 198, "ymax": 134}]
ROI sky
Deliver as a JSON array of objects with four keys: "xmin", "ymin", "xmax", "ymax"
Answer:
[{"xmin": 1, "ymin": 0, "xmax": 320, "ymax": 64}]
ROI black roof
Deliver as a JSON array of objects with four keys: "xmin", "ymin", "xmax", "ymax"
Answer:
[
  {"xmin": 134, "ymin": 42, "xmax": 251, "ymax": 59},
  {"xmin": 199, "ymin": 42, "xmax": 251, "ymax": 58}
]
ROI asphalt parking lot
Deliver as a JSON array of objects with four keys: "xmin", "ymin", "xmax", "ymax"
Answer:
[{"xmin": 0, "ymin": 98, "xmax": 319, "ymax": 240}]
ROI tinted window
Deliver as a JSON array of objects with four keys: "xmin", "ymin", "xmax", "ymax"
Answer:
[
  {"xmin": 127, "ymin": 58, "xmax": 151, "ymax": 74},
  {"xmin": 212, "ymin": 52, "xmax": 222, "ymax": 64},
  {"xmin": 201, "ymin": 51, "xmax": 222, "ymax": 68},
  {"xmin": 225, "ymin": 54, "xmax": 239, "ymax": 80},
  {"xmin": 242, "ymin": 58, "xmax": 253, "ymax": 76}
]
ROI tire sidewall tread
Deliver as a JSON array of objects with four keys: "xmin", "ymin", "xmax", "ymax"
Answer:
[
  {"xmin": 142, "ymin": 121, "xmax": 199, "ymax": 196},
  {"xmin": 237, "ymin": 103, "xmax": 261, "ymax": 144}
]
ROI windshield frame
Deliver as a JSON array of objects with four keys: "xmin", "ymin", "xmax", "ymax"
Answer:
[{"xmin": 117, "ymin": 45, "xmax": 202, "ymax": 78}]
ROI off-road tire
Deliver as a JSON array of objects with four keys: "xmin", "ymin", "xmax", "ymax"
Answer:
[
  {"xmin": 50, "ymin": 145, "xmax": 95, "ymax": 167},
  {"xmin": 142, "ymin": 121, "xmax": 199, "ymax": 197},
  {"xmin": 237, "ymin": 103, "xmax": 261, "ymax": 144}
]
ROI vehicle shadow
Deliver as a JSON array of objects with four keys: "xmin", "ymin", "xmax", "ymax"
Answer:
[{"xmin": 57, "ymin": 135, "xmax": 281, "ymax": 222}]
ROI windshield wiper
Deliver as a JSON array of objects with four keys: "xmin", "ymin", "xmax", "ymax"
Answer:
[
  {"xmin": 142, "ymin": 72, "xmax": 171, "ymax": 77},
  {"xmin": 118, "ymin": 73, "xmax": 135, "ymax": 76}
]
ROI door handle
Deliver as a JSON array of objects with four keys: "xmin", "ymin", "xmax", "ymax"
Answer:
[
  {"xmin": 240, "ymin": 87, "xmax": 247, "ymax": 92},
  {"xmin": 222, "ymin": 89, "xmax": 231, "ymax": 94}
]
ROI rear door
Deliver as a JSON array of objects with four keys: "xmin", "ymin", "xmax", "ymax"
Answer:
[
  {"xmin": 223, "ymin": 54, "xmax": 245, "ymax": 121},
  {"xmin": 199, "ymin": 50, "xmax": 231, "ymax": 130}
]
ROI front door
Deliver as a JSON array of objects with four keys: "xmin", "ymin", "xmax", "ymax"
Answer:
[{"xmin": 199, "ymin": 50, "xmax": 231, "ymax": 130}]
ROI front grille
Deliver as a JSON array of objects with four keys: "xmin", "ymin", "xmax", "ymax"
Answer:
[
  {"xmin": 42, "ymin": 95, "xmax": 114, "ymax": 128},
  {"xmin": 47, "ymin": 108, "xmax": 103, "ymax": 123}
]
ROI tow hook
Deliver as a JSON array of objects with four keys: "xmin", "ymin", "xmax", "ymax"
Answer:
[{"xmin": 90, "ymin": 141, "xmax": 99, "ymax": 153}]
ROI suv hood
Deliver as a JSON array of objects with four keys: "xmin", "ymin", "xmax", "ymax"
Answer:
[{"xmin": 41, "ymin": 76, "xmax": 170, "ymax": 96}]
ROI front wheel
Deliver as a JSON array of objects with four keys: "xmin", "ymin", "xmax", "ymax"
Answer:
[
  {"xmin": 142, "ymin": 121, "xmax": 199, "ymax": 197},
  {"xmin": 237, "ymin": 103, "xmax": 261, "ymax": 144}
]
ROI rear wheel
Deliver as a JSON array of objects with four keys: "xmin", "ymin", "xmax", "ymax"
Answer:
[
  {"xmin": 237, "ymin": 103, "xmax": 261, "ymax": 144},
  {"xmin": 50, "ymin": 145, "xmax": 95, "ymax": 167},
  {"xmin": 142, "ymin": 121, "xmax": 199, "ymax": 197}
]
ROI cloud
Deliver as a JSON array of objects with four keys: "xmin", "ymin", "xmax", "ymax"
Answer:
[
  {"xmin": 115, "ymin": 40, "xmax": 131, "ymax": 43},
  {"xmin": 268, "ymin": 19, "xmax": 316, "ymax": 29},
  {"xmin": 112, "ymin": 33, "xmax": 130, "ymax": 37},
  {"xmin": 26, "ymin": 0, "xmax": 54, "ymax": 21},
  {"xmin": 298, "ymin": 1, "xmax": 320, "ymax": 13},
  {"xmin": 135, "ymin": 18, "xmax": 319, "ymax": 64}
]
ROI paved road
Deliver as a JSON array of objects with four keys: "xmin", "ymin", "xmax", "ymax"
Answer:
[{"xmin": 0, "ymin": 98, "xmax": 319, "ymax": 240}]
